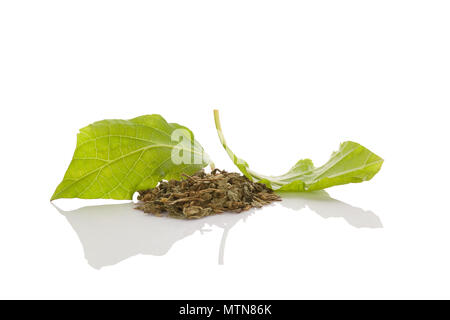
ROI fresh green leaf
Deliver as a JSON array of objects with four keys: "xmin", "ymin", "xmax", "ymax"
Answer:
[
  {"xmin": 51, "ymin": 115, "xmax": 210, "ymax": 200},
  {"xmin": 213, "ymin": 110, "xmax": 383, "ymax": 191}
]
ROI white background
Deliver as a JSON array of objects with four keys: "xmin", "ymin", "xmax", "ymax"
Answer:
[{"xmin": 1, "ymin": 0, "xmax": 449, "ymax": 299}]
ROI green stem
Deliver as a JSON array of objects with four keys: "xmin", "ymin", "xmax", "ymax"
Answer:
[{"xmin": 213, "ymin": 109, "xmax": 238, "ymax": 162}]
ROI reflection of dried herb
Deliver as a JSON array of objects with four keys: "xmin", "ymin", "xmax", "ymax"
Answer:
[{"xmin": 136, "ymin": 169, "xmax": 281, "ymax": 219}]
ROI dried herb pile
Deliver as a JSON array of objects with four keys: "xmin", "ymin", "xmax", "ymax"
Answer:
[{"xmin": 136, "ymin": 169, "xmax": 281, "ymax": 219}]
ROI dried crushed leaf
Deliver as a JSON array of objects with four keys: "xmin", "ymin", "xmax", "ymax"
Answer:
[{"xmin": 136, "ymin": 169, "xmax": 281, "ymax": 219}]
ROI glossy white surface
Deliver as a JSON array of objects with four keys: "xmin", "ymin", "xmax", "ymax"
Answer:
[{"xmin": 1, "ymin": 1, "xmax": 449, "ymax": 299}]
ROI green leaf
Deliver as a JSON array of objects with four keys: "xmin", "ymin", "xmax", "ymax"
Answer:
[
  {"xmin": 213, "ymin": 110, "xmax": 383, "ymax": 191},
  {"xmin": 51, "ymin": 115, "xmax": 210, "ymax": 200}
]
